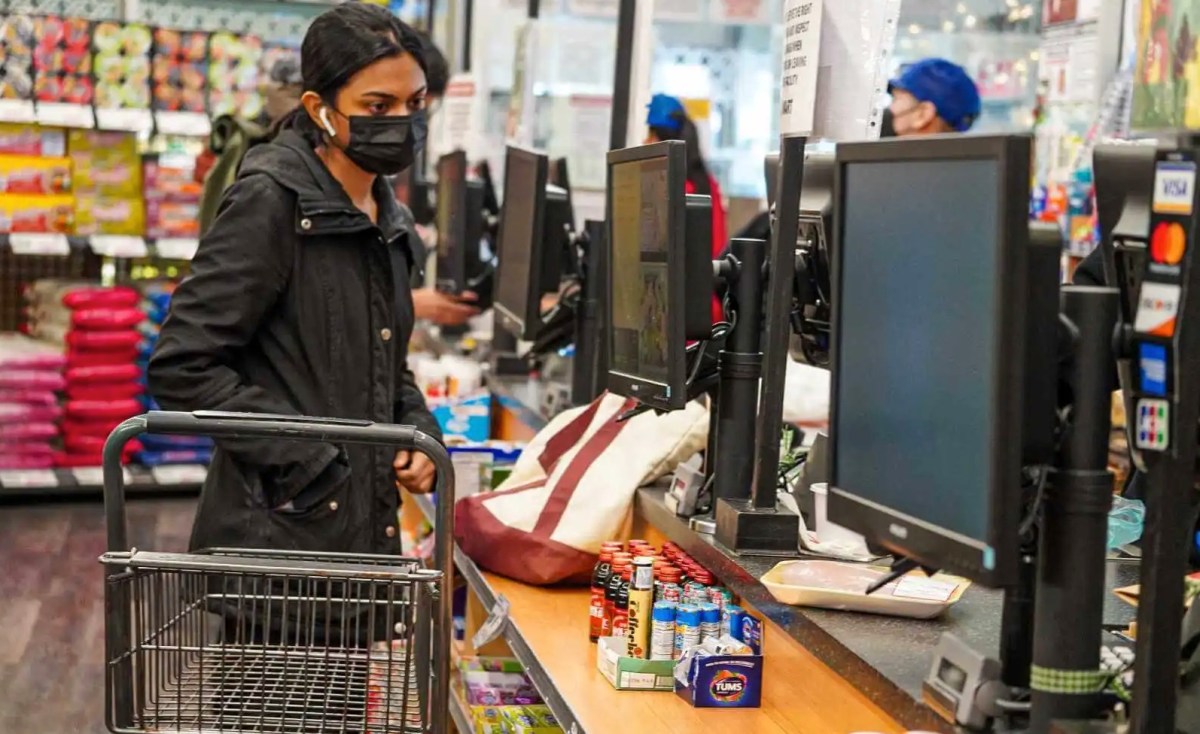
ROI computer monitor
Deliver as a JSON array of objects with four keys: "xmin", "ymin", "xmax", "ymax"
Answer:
[
  {"xmin": 765, "ymin": 152, "xmax": 780, "ymax": 210},
  {"xmin": 605, "ymin": 141, "xmax": 689, "ymax": 411},
  {"xmin": 550, "ymin": 157, "xmax": 576, "ymax": 233},
  {"xmin": 494, "ymin": 146, "xmax": 550, "ymax": 341},
  {"xmin": 827, "ymin": 134, "xmax": 1048, "ymax": 587},
  {"xmin": 435, "ymin": 151, "xmax": 486, "ymax": 295}
]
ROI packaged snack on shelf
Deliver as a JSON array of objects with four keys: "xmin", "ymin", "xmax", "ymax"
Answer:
[
  {"xmin": 91, "ymin": 21, "xmax": 152, "ymax": 119},
  {"xmin": 72, "ymin": 195, "xmax": 144, "ymax": 236},
  {"xmin": 142, "ymin": 154, "xmax": 202, "ymax": 200},
  {"xmin": 0, "ymin": 154, "xmax": 71, "ymax": 194},
  {"xmin": 470, "ymin": 706, "xmax": 506, "ymax": 734},
  {"xmin": 0, "ymin": 16, "xmax": 36, "ymax": 113},
  {"xmin": 458, "ymin": 657, "xmax": 526, "ymax": 674},
  {"xmin": 145, "ymin": 198, "xmax": 200, "ymax": 239},
  {"xmin": 498, "ymin": 705, "xmax": 562, "ymax": 734},
  {"xmin": 0, "ymin": 123, "xmax": 65, "ymax": 156},
  {"xmin": 0, "ymin": 193, "xmax": 74, "ymax": 232},
  {"xmin": 151, "ymin": 29, "xmax": 208, "ymax": 114},
  {"xmin": 70, "ymin": 129, "xmax": 142, "ymax": 197},
  {"xmin": 460, "ymin": 669, "xmax": 542, "ymax": 706},
  {"xmin": 32, "ymin": 16, "xmax": 94, "ymax": 107},
  {"xmin": 207, "ymin": 32, "xmax": 263, "ymax": 120}
]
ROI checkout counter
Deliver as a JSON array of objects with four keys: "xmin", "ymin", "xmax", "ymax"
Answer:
[
  {"xmin": 412, "ymin": 135, "xmax": 1199, "ymax": 734},
  {"xmin": 434, "ymin": 374, "xmax": 1138, "ymax": 734}
]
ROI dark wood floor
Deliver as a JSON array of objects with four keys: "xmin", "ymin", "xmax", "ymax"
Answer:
[{"xmin": 0, "ymin": 496, "xmax": 196, "ymax": 734}]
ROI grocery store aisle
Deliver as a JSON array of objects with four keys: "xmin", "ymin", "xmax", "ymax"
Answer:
[{"xmin": 0, "ymin": 496, "xmax": 196, "ymax": 734}]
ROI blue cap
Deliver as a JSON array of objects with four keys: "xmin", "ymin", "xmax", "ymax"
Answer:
[
  {"xmin": 646, "ymin": 93, "xmax": 686, "ymax": 134},
  {"xmin": 888, "ymin": 58, "xmax": 981, "ymax": 132}
]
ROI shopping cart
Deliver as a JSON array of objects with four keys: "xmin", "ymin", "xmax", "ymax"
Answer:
[{"xmin": 100, "ymin": 411, "xmax": 455, "ymax": 734}]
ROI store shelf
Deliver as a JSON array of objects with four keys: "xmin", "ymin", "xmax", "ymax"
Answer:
[
  {"xmin": 448, "ymin": 684, "xmax": 473, "ymax": 734},
  {"xmin": 0, "ymin": 233, "xmax": 199, "ymax": 261},
  {"xmin": 411, "ymin": 493, "xmax": 589, "ymax": 734},
  {"xmin": 0, "ymin": 464, "xmax": 206, "ymax": 498}
]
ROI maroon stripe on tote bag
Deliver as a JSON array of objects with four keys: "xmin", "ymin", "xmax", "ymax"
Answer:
[
  {"xmin": 537, "ymin": 394, "xmax": 608, "ymax": 473},
  {"xmin": 532, "ymin": 397, "xmax": 636, "ymax": 538}
]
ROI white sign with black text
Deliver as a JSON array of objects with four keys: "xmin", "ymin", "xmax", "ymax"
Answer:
[{"xmin": 779, "ymin": 0, "xmax": 823, "ymax": 136}]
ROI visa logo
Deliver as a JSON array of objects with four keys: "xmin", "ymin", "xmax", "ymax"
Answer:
[
  {"xmin": 1163, "ymin": 179, "xmax": 1191, "ymax": 197},
  {"xmin": 1154, "ymin": 163, "xmax": 1197, "ymax": 215}
]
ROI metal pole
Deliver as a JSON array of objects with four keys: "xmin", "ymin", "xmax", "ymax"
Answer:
[
  {"xmin": 713, "ymin": 238, "xmax": 765, "ymax": 503},
  {"xmin": 1030, "ymin": 286, "xmax": 1119, "ymax": 730},
  {"xmin": 750, "ymin": 134, "xmax": 806, "ymax": 509},
  {"xmin": 609, "ymin": 0, "xmax": 636, "ymax": 151}
]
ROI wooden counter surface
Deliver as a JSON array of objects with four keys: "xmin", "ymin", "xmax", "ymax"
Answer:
[{"xmin": 482, "ymin": 571, "xmax": 905, "ymax": 734}]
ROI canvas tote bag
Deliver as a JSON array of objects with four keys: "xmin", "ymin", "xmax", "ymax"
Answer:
[{"xmin": 454, "ymin": 392, "xmax": 708, "ymax": 584}]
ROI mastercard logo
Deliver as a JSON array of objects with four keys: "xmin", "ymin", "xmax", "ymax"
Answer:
[{"xmin": 1151, "ymin": 222, "xmax": 1187, "ymax": 265}]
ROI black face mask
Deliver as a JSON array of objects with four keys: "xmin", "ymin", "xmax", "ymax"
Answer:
[
  {"xmin": 332, "ymin": 109, "xmax": 428, "ymax": 176},
  {"xmin": 879, "ymin": 107, "xmax": 897, "ymax": 138}
]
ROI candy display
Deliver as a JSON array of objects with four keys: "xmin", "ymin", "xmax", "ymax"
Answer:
[
  {"xmin": 0, "ymin": 122, "xmax": 64, "ymax": 155},
  {"xmin": 208, "ymin": 32, "xmax": 263, "ymax": 120},
  {"xmin": 91, "ymin": 21, "xmax": 152, "ymax": 112},
  {"xmin": 0, "ymin": 155, "xmax": 71, "ymax": 194},
  {"xmin": 0, "ymin": 193, "xmax": 73, "ymax": 233},
  {"xmin": 73, "ymin": 194, "xmax": 146, "ymax": 236},
  {"xmin": 0, "ymin": 15, "xmax": 35, "ymax": 106},
  {"xmin": 151, "ymin": 29, "xmax": 208, "ymax": 114},
  {"xmin": 32, "ymin": 16, "xmax": 93, "ymax": 106},
  {"xmin": 69, "ymin": 129, "xmax": 142, "ymax": 198}
]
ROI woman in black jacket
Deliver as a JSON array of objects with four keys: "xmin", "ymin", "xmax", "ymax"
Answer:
[{"xmin": 149, "ymin": 3, "xmax": 440, "ymax": 556}]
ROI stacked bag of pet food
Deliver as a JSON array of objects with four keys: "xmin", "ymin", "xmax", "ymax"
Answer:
[
  {"xmin": 24, "ymin": 280, "xmax": 145, "ymax": 467},
  {"xmin": 0, "ymin": 334, "xmax": 65, "ymax": 470},
  {"xmin": 137, "ymin": 283, "xmax": 213, "ymax": 466}
]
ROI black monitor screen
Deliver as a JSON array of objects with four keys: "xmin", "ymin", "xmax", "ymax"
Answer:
[
  {"xmin": 495, "ymin": 151, "xmax": 543, "ymax": 336},
  {"xmin": 609, "ymin": 156, "xmax": 670, "ymax": 386},
  {"xmin": 833, "ymin": 158, "xmax": 1001, "ymax": 543}
]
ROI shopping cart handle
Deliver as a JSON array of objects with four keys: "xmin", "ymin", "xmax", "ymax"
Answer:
[{"xmin": 103, "ymin": 411, "xmax": 453, "ymax": 561}]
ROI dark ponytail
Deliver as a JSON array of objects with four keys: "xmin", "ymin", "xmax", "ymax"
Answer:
[
  {"xmin": 651, "ymin": 111, "xmax": 711, "ymax": 197},
  {"xmin": 285, "ymin": 3, "xmax": 429, "ymax": 146}
]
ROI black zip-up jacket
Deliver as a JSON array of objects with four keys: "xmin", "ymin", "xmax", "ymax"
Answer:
[{"xmin": 148, "ymin": 129, "xmax": 441, "ymax": 556}]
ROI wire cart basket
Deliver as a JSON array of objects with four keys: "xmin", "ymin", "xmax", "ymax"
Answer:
[{"xmin": 100, "ymin": 411, "xmax": 455, "ymax": 734}]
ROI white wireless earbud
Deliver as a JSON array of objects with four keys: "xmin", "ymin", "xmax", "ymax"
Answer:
[{"xmin": 319, "ymin": 107, "xmax": 337, "ymax": 137}]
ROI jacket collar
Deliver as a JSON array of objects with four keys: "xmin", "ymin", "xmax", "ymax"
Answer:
[{"xmin": 241, "ymin": 129, "xmax": 410, "ymax": 242}]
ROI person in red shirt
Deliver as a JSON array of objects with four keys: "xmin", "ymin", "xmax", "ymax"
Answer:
[{"xmin": 644, "ymin": 94, "xmax": 727, "ymax": 324}]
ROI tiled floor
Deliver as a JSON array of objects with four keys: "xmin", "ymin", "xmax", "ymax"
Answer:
[{"xmin": 0, "ymin": 496, "xmax": 196, "ymax": 734}]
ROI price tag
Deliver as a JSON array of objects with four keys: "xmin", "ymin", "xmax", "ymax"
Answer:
[
  {"xmin": 155, "ymin": 237, "xmax": 200, "ymax": 260},
  {"xmin": 71, "ymin": 467, "xmax": 106, "ymax": 486},
  {"xmin": 36, "ymin": 102, "xmax": 95, "ymax": 129},
  {"xmin": 0, "ymin": 469, "xmax": 58, "ymax": 489},
  {"xmin": 0, "ymin": 99, "xmax": 37, "ymax": 123},
  {"xmin": 471, "ymin": 595, "xmax": 511, "ymax": 649},
  {"xmin": 9, "ymin": 233, "xmax": 70, "ymax": 256},
  {"xmin": 892, "ymin": 576, "xmax": 957, "ymax": 602},
  {"xmin": 155, "ymin": 111, "xmax": 211, "ymax": 137},
  {"xmin": 95, "ymin": 107, "xmax": 154, "ymax": 134},
  {"xmin": 150, "ymin": 465, "xmax": 208, "ymax": 485},
  {"xmin": 90, "ymin": 235, "xmax": 147, "ymax": 258}
]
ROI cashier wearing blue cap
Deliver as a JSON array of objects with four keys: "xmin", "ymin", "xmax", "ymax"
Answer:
[
  {"xmin": 883, "ymin": 58, "xmax": 981, "ymax": 137},
  {"xmin": 645, "ymin": 93, "xmax": 727, "ymax": 323}
]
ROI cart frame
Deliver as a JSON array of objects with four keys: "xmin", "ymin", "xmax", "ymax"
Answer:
[{"xmin": 100, "ymin": 411, "xmax": 455, "ymax": 734}]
